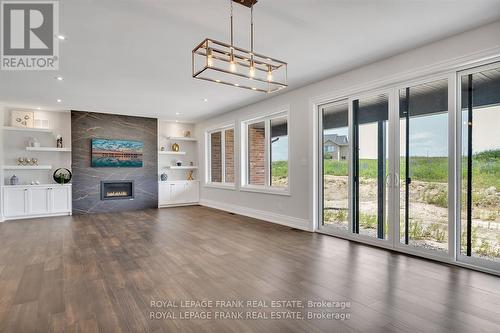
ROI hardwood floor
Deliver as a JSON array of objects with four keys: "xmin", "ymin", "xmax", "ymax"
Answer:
[{"xmin": 0, "ymin": 206, "xmax": 499, "ymax": 333}]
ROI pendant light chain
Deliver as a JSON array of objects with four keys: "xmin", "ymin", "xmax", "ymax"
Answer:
[
  {"xmin": 250, "ymin": 2, "xmax": 254, "ymax": 54},
  {"xmin": 230, "ymin": 0, "xmax": 234, "ymax": 48}
]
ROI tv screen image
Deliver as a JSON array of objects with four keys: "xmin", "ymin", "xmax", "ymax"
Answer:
[{"xmin": 91, "ymin": 138, "xmax": 144, "ymax": 167}]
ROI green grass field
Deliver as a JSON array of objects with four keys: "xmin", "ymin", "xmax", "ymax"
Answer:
[{"xmin": 271, "ymin": 149, "xmax": 499, "ymax": 190}]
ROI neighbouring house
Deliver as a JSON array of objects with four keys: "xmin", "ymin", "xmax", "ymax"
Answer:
[{"xmin": 324, "ymin": 134, "xmax": 349, "ymax": 160}]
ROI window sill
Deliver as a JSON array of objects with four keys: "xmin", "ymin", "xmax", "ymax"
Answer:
[
  {"xmin": 204, "ymin": 183, "xmax": 236, "ymax": 190},
  {"xmin": 240, "ymin": 185, "xmax": 291, "ymax": 196}
]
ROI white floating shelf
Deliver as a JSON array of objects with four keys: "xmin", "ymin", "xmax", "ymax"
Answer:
[
  {"xmin": 2, "ymin": 165, "xmax": 52, "ymax": 170},
  {"xmin": 164, "ymin": 166, "xmax": 198, "ymax": 170},
  {"xmin": 26, "ymin": 147, "xmax": 71, "ymax": 152},
  {"xmin": 1, "ymin": 126, "xmax": 52, "ymax": 133},
  {"xmin": 158, "ymin": 151, "xmax": 186, "ymax": 155},
  {"xmin": 165, "ymin": 136, "xmax": 197, "ymax": 142}
]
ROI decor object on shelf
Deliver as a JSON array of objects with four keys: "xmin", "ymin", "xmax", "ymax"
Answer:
[
  {"xmin": 189, "ymin": 161, "xmax": 194, "ymax": 166},
  {"xmin": 91, "ymin": 138, "xmax": 144, "ymax": 167},
  {"xmin": 192, "ymin": 0, "xmax": 287, "ymax": 93},
  {"xmin": 10, "ymin": 110, "xmax": 34, "ymax": 128},
  {"xmin": 53, "ymin": 168, "xmax": 72, "ymax": 184},
  {"xmin": 171, "ymin": 143, "xmax": 180, "ymax": 152},
  {"xmin": 160, "ymin": 146, "xmax": 165, "ymax": 151},
  {"xmin": 17, "ymin": 157, "xmax": 38, "ymax": 166},
  {"xmin": 187, "ymin": 170, "xmax": 194, "ymax": 181},
  {"xmin": 183, "ymin": 130, "xmax": 191, "ymax": 138},
  {"xmin": 30, "ymin": 180, "xmax": 40, "ymax": 185},
  {"xmin": 10, "ymin": 175, "xmax": 19, "ymax": 185},
  {"xmin": 28, "ymin": 137, "xmax": 41, "ymax": 147},
  {"xmin": 160, "ymin": 173, "xmax": 168, "ymax": 181},
  {"xmin": 176, "ymin": 160, "xmax": 182, "ymax": 166},
  {"xmin": 56, "ymin": 135, "xmax": 63, "ymax": 148}
]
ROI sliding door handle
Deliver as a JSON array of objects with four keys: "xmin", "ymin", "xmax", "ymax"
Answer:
[{"xmin": 385, "ymin": 173, "xmax": 392, "ymax": 187}]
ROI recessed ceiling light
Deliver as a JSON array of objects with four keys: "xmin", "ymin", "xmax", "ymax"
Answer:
[
  {"xmin": 215, "ymin": 79, "xmax": 221, "ymax": 83},
  {"xmin": 55, "ymin": 76, "xmax": 64, "ymax": 81},
  {"xmin": 175, "ymin": 120, "xmax": 179, "ymax": 123},
  {"xmin": 36, "ymin": 107, "xmax": 41, "ymax": 110},
  {"xmin": 56, "ymin": 34, "xmax": 66, "ymax": 40},
  {"xmin": 234, "ymin": 84, "xmax": 239, "ymax": 87},
  {"xmin": 203, "ymin": 98, "xmax": 208, "ymax": 102},
  {"xmin": 251, "ymin": 87, "xmax": 257, "ymax": 90},
  {"xmin": 57, "ymin": 99, "xmax": 62, "ymax": 103},
  {"xmin": 175, "ymin": 112, "xmax": 180, "ymax": 116}
]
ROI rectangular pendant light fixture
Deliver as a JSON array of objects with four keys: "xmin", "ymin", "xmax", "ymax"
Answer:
[{"xmin": 191, "ymin": 0, "xmax": 287, "ymax": 93}]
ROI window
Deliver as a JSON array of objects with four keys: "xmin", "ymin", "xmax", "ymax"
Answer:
[
  {"xmin": 242, "ymin": 111, "xmax": 289, "ymax": 193},
  {"xmin": 207, "ymin": 127, "xmax": 234, "ymax": 185}
]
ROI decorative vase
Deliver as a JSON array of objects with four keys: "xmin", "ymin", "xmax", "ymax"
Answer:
[
  {"xmin": 176, "ymin": 160, "xmax": 182, "ymax": 166},
  {"xmin": 160, "ymin": 173, "xmax": 168, "ymax": 181},
  {"xmin": 171, "ymin": 143, "xmax": 180, "ymax": 152},
  {"xmin": 53, "ymin": 168, "xmax": 72, "ymax": 184},
  {"xmin": 10, "ymin": 175, "xmax": 19, "ymax": 185},
  {"xmin": 56, "ymin": 135, "xmax": 63, "ymax": 148}
]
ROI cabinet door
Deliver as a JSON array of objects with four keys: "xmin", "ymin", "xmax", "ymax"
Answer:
[
  {"xmin": 169, "ymin": 183, "xmax": 184, "ymax": 203},
  {"xmin": 184, "ymin": 182, "xmax": 199, "ymax": 203},
  {"xmin": 158, "ymin": 183, "xmax": 171, "ymax": 205},
  {"xmin": 51, "ymin": 186, "xmax": 71, "ymax": 213},
  {"xmin": 30, "ymin": 187, "xmax": 51, "ymax": 215},
  {"xmin": 3, "ymin": 187, "xmax": 28, "ymax": 217}
]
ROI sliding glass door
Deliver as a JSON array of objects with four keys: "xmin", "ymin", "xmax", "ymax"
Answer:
[
  {"xmin": 318, "ymin": 62, "xmax": 499, "ymax": 273},
  {"xmin": 352, "ymin": 93, "xmax": 389, "ymax": 239},
  {"xmin": 397, "ymin": 79, "xmax": 449, "ymax": 253},
  {"xmin": 320, "ymin": 100, "xmax": 350, "ymax": 232},
  {"xmin": 458, "ymin": 64, "xmax": 500, "ymax": 269}
]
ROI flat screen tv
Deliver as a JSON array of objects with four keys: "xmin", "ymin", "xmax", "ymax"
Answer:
[{"xmin": 91, "ymin": 138, "xmax": 143, "ymax": 167}]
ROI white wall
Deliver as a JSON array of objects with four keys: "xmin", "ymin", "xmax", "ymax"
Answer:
[{"xmin": 195, "ymin": 21, "xmax": 500, "ymax": 231}]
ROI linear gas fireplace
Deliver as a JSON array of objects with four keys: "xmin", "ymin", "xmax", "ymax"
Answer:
[{"xmin": 101, "ymin": 180, "xmax": 134, "ymax": 200}]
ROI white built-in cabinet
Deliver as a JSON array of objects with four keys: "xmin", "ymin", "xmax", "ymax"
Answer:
[
  {"xmin": 158, "ymin": 181, "xmax": 199, "ymax": 207},
  {"xmin": 1, "ymin": 184, "xmax": 72, "ymax": 220}
]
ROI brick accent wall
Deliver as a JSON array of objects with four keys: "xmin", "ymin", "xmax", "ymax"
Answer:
[
  {"xmin": 248, "ymin": 124, "xmax": 266, "ymax": 185},
  {"xmin": 225, "ymin": 129, "xmax": 235, "ymax": 183},
  {"xmin": 210, "ymin": 132, "xmax": 222, "ymax": 182}
]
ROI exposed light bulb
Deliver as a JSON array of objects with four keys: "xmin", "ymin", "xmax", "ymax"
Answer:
[
  {"xmin": 266, "ymin": 65, "xmax": 273, "ymax": 82},
  {"xmin": 207, "ymin": 48, "xmax": 213, "ymax": 67},
  {"xmin": 229, "ymin": 51, "xmax": 236, "ymax": 72},
  {"xmin": 249, "ymin": 60, "xmax": 255, "ymax": 77},
  {"xmin": 249, "ymin": 67, "xmax": 255, "ymax": 77},
  {"xmin": 267, "ymin": 69, "xmax": 273, "ymax": 82}
]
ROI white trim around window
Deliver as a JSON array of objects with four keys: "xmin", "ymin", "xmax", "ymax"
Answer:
[
  {"xmin": 240, "ymin": 107, "xmax": 290, "ymax": 196},
  {"xmin": 205, "ymin": 124, "xmax": 236, "ymax": 189}
]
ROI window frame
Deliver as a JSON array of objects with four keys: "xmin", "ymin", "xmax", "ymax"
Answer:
[
  {"xmin": 241, "ymin": 108, "xmax": 290, "ymax": 196},
  {"xmin": 205, "ymin": 125, "xmax": 235, "ymax": 189}
]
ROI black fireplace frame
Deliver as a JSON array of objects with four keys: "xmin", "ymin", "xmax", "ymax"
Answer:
[{"xmin": 100, "ymin": 180, "xmax": 135, "ymax": 201}]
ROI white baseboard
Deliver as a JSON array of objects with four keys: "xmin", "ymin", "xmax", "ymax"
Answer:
[
  {"xmin": 158, "ymin": 202, "xmax": 199, "ymax": 208},
  {"xmin": 199, "ymin": 199, "xmax": 313, "ymax": 232},
  {"xmin": 2, "ymin": 212, "xmax": 71, "ymax": 221}
]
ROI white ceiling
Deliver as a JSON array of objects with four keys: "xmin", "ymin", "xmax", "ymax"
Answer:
[{"xmin": 1, "ymin": 0, "xmax": 500, "ymax": 121}]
